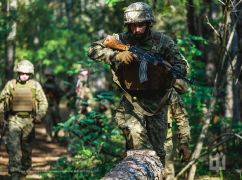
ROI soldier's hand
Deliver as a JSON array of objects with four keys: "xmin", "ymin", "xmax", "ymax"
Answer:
[
  {"xmin": 179, "ymin": 143, "xmax": 191, "ymax": 162},
  {"xmin": 115, "ymin": 51, "xmax": 135, "ymax": 64}
]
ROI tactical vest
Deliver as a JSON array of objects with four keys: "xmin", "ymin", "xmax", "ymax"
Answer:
[
  {"xmin": 10, "ymin": 79, "xmax": 36, "ymax": 112},
  {"xmin": 115, "ymin": 31, "xmax": 174, "ymax": 91}
]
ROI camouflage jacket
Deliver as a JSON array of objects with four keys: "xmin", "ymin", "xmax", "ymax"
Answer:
[
  {"xmin": 0, "ymin": 79, "xmax": 48, "ymax": 119},
  {"xmin": 88, "ymin": 30, "xmax": 188, "ymax": 111},
  {"xmin": 88, "ymin": 30, "xmax": 187, "ymax": 73}
]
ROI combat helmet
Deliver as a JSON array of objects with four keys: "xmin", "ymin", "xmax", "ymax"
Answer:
[
  {"xmin": 124, "ymin": 2, "xmax": 155, "ymax": 24},
  {"xmin": 15, "ymin": 60, "xmax": 34, "ymax": 74},
  {"xmin": 44, "ymin": 67, "xmax": 54, "ymax": 76}
]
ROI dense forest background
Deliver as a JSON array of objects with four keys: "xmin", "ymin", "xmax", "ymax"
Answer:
[{"xmin": 0, "ymin": 0, "xmax": 242, "ymax": 179}]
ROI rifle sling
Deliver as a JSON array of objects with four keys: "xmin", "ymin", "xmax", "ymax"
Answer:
[
  {"xmin": 123, "ymin": 89, "xmax": 171, "ymax": 116},
  {"xmin": 112, "ymin": 71, "xmax": 171, "ymax": 116}
]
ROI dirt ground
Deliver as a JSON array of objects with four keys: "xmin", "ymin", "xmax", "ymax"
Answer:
[{"xmin": 0, "ymin": 102, "xmax": 70, "ymax": 180}]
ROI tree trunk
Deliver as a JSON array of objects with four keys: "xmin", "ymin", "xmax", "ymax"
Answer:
[
  {"xmin": 187, "ymin": 1, "xmax": 237, "ymax": 179},
  {"xmin": 65, "ymin": 0, "xmax": 73, "ymax": 29},
  {"xmin": 102, "ymin": 150, "xmax": 164, "ymax": 180},
  {"xmin": 4, "ymin": 0, "xmax": 17, "ymax": 80},
  {"xmin": 186, "ymin": 0, "xmax": 196, "ymax": 36},
  {"xmin": 232, "ymin": 52, "xmax": 241, "ymax": 123},
  {"xmin": 234, "ymin": 1, "xmax": 242, "ymax": 123},
  {"xmin": 225, "ymin": 62, "xmax": 233, "ymax": 118}
]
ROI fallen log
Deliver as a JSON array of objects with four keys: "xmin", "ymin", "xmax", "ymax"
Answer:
[{"xmin": 102, "ymin": 150, "xmax": 164, "ymax": 180}]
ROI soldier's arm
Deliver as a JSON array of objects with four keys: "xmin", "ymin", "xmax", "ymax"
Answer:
[
  {"xmin": 0, "ymin": 81, "xmax": 13, "ymax": 123},
  {"xmin": 35, "ymin": 81, "xmax": 48, "ymax": 119},
  {"xmin": 159, "ymin": 34, "xmax": 188, "ymax": 75},
  {"xmin": 169, "ymin": 90, "xmax": 191, "ymax": 144},
  {"xmin": 0, "ymin": 81, "xmax": 14, "ymax": 113},
  {"xmin": 88, "ymin": 39, "xmax": 119, "ymax": 65}
]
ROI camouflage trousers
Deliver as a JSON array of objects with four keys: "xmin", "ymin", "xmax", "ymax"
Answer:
[
  {"xmin": 6, "ymin": 115, "xmax": 34, "ymax": 175},
  {"xmin": 115, "ymin": 96, "xmax": 168, "ymax": 165},
  {"xmin": 164, "ymin": 127, "xmax": 175, "ymax": 180}
]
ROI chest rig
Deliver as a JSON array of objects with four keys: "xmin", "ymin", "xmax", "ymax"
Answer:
[
  {"xmin": 10, "ymin": 79, "xmax": 36, "ymax": 112},
  {"xmin": 116, "ymin": 31, "xmax": 173, "ymax": 92}
]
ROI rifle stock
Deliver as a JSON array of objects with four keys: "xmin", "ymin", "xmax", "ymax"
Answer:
[
  {"xmin": 103, "ymin": 35, "xmax": 173, "ymax": 69},
  {"xmin": 103, "ymin": 36, "xmax": 129, "ymax": 51}
]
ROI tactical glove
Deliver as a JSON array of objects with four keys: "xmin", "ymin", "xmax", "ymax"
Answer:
[
  {"xmin": 173, "ymin": 79, "xmax": 188, "ymax": 95},
  {"xmin": 179, "ymin": 143, "xmax": 191, "ymax": 162},
  {"xmin": 115, "ymin": 51, "xmax": 135, "ymax": 64}
]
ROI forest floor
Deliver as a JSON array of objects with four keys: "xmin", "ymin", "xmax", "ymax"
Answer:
[
  {"xmin": 0, "ymin": 123, "xmax": 68, "ymax": 179},
  {"xmin": 0, "ymin": 101, "xmax": 70, "ymax": 179}
]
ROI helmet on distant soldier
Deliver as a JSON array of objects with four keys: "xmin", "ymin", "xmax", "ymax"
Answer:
[
  {"xmin": 15, "ymin": 60, "xmax": 34, "ymax": 74},
  {"xmin": 44, "ymin": 68, "xmax": 54, "ymax": 76},
  {"xmin": 124, "ymin": 2, "xmax": 155, "ymax": 24}
]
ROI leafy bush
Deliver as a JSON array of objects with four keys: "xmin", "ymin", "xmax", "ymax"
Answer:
[{"xmin": 50, "ymin": 102, "xmax": 125, "ymax": 179}]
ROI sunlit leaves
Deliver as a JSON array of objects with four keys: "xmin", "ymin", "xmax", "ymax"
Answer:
[{"xmin": 105, "ymin": 0, "xmax": 124, "ymax": 7}]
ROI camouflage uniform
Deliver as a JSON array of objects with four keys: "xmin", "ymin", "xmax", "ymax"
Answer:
[
  {"xmin": 75, "ymin": 69, "xmax": 94, "ymax": 115},
  {"xmin": 88, "ymin": 2, "xmax": 187, "ymax": 165},
  {"xmin": 165, "ymin": 89, "xmax": 191, "ymax": 179},
  {"xmin": 0, "ymin": 60, "xmax": 48, "ymax": 179},
  {"xmin": 43, "ymin": 68, "xmax": 62, "ymax": 142}
]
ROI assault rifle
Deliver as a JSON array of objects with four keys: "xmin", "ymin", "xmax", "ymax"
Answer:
[{"xmin": 103, "ymin": 35, "xmax": 193, "ymax": 84}]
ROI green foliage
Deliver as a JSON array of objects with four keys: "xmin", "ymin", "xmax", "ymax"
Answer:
[
  {"xmin": 177, "ymin": 34, "xmax": 214, "ymax": 142},
  {"xmin": 1, "ymin": 0, "xmax": 241, "ymax": 179},
  {"xmin": 105, "ymin": 0, "xmax": 125, "ymax": 6},
  {"xmin": 50, "ymin": 107, "xmax": 125, "ymax": 179}
]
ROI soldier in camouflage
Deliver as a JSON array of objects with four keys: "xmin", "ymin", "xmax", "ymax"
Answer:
[
  {"xmin": 75, "ymin": 69, "xmax": 93, "ymax": 115},
  {"xmin": 0, "ymin": 60, "xmax": 48, "ymax": 180},
  {"xmin": 88, "ymin": 2, "xmax": 188, "ymax": 165},
  {"xmin": 165, "ymin": 80, "xmax": 191, "ymax": 179},
  {"xmin": 43, "ymin": 68, "xmax": 62, "ymax": 142}
]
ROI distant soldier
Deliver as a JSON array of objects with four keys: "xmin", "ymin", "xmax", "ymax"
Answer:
[
  {"xmin": 0, "ymin": 60, "xmax": 48, "ymax": 180},
  {"xmin": 165, "ymin": 79, "xmax": 191, "ymax": 179},
  {"xmin": 75, "ymin": 69, "xmax": 93, "ymax": 115},
  {"xmin": 43, "ymin": 68, "xmax": 62, "ymax": 142}
]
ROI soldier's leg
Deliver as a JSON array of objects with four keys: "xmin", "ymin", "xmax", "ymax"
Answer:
[
  {"xmin": 21, "ymin": 140, "xmax": 32, "ymax": 173},
  {"xmin": 146, "ymin": 107, "xmax": 168, "ymax": 166},
  {"xmin": 44, "ymin": 109, "xmax": 53, "ymax": 142},
  {"xmin": 52, "ymin": 106, "xmax": 61, "ymax": 138},
  {"xmin": 22, "ymin": 124, "xmax": 35, "ymax": 174},
  {"xmin": 115, "ymin": 98, "xmax": 153, "ymax": 150},
  {"xmin": 164, "ymin": 132, "xmax": 175, "ymax": 180},
  {"xmin": 6, "ymin": 121, "xmax": 24, "ymax": 175}
]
